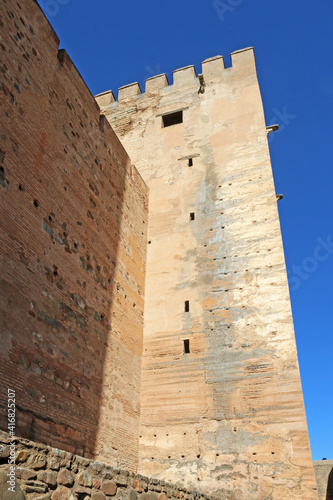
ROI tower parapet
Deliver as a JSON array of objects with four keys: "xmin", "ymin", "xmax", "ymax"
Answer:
[{"xmin": 95, "ymin": 47, "xmax": 256, "ymax": 108}]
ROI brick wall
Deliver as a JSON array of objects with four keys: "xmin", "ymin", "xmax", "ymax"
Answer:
[{"xmin": 0, "ymin": 0, "xmax": 148, "ymax": 470}]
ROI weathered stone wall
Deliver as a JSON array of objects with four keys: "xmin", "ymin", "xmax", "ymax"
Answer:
[
  {"xmin": 97, "ymin": 52, "xmax": 317, "ymax": 499},
  {"xmin": 0, "ymin": 431, "xmax": 215, "ymax": 500},
  {"xmin": 0, "ymin": 0, "xmax": 148, "ymax": 470},
  {"xmin": 313, "ymin": 460, "xmax": 333, "ymax": 500}
]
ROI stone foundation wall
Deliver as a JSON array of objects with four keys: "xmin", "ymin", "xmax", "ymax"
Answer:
[
  {"xmin": 0, "ymin": 0, "xmax": 148, "ymax": 468},
  {"xmin": 0, "ymin": 432, "xmax": 213, "ymax": 500}
]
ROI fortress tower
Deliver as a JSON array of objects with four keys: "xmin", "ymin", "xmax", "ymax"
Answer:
[{"xmin": 96, "ymin": 49, "xmax": 316, "ymax": 499}]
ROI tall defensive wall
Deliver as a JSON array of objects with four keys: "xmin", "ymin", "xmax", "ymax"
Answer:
[
  {"xmin": 0, "ymin": 0, "xmax": 148, "ymax": 471},
  {"xmin": 96, "ymin": 50, "xmax": 317, "ymax": 499}
]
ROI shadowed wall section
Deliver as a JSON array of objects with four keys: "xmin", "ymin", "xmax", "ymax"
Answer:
[
  {"xmin": 0, "ymin": 0, "xmax": 148, "ymax": 470},
  {"xmin": 313, "ymin": 461, "xmax": 333, "ymax": 500}
]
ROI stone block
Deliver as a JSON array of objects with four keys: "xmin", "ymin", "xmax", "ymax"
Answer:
[
  {"xmin": 25, "ymin": 480, "xmax": 48, "ymax": 493},
  {"xmin": 115, "ymin": 476, "xmax": 128, "ymax": 487},
  {"xmin": 51, "ymin": 486, "xmax": 76, "ymax": 500},
  {"xmin": 31, "ymin": 454, "xmax": 47, "ymax": 469},
  {"xmin": 0, "ymin": 432, "xmax": 10, "ymax": 444},
  {"xmin": 77, "ymin": 470, "xmax": 93, "ymax": 487},
  {"xmin": 15, "ymin": 450, "xmax": 29, "ymax": 463},
  {"xmin": 117, "ymin": 491, "xmax": 128, "ymax": 500},
  {"xmin": 101, "ymin": 481, "xmax": 117, "ymax": 496},
  {"xmin": 57, "ymin": 469, "xmax": 74, "ymax": 487},
  {"xmin": 48, "ymin": 457, "xmax": 60, "ymax": 471},
  {"xmin": 90, "ymin": 462, "xmax": 103, "ymax": 473},
  {"xmin": 132, "ymin": 479, "xmax": 143, "ymax": 493},
  {"xmin": 93, "ymin": 478, "xmax": 101, "ymax": 489},
  {"xmin": 75, "ymin": 456, "xmax": 91, "ymax": 467},
  {"xmin": 35, "ymin": 495, "xmax": 51, "ymax": 500},
  {"xmin": 37, "ymin": 470, "xmax": 58, "ymax": 487},
  {"xmin": 139, "ymin": 494, "xmax": 158, "ymax": 500},
  {"xmin": 91, "ymin": 493, "xmax": 107, "ymax": 500},
  {"xmin": 74, "ymin": 486, "xmax": 91, "ymax": 496},
  {"xmin": 129, "ymin": 489, "xmax": 138, "ymax": 500},
  {"xmin": 16, "ymin": 467, "xmax": 37, "ymax": 480},
  {"xmin": 0, "ymin": 444, "xmax": 9, "ymax": 460}
]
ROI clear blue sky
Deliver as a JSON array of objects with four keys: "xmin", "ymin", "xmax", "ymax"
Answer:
[{"xmin": 39, "ymin": 0, "xmax": 333, "ymax": 460}]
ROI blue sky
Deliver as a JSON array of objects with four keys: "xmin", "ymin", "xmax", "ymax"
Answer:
[{"xmin": 39, "ymin": 0, "xmax": 333, "ymax": 460}]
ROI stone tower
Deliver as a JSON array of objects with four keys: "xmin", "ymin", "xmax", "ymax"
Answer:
[{"xmin": 96, "ymin": 49, "xmax": 317, "ymax": 499}]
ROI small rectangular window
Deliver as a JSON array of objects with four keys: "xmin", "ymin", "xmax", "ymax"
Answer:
[
  {"xmin": 188, "ymin": 158, "xmax": 193, "ymax": 167},
  {"xmin": 183, "ymin": 339, "xmax": 190, "ymax": 354},
  {"xmin": 185, "ymin": 300, "xmax": 189, "ymax": 312},
  {"xmin": 162, "ymin": 110, "xmax": 183, "ymax": 128},
  {"xmin": 190, "ymin": 212, "xmax": 195, "ymax": 221}
]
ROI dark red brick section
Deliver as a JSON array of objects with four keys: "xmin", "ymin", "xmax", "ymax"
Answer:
[{"xmin": 0, "ymin": 0, "xmax": 148, "ymax": 469}]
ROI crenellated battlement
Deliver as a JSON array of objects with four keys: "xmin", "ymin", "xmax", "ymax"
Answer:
[{"xmin": 95, "ymin": 47, "xmax": 256, "ymax": 107}]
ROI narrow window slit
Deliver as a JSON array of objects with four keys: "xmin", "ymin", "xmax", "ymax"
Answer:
[
  {"xmin": 190, "ymin": 212, "xmax": 195, "ymax": 221},
  {"xmin": 184, "ymin": 300, "xmax": 189, "ymax": 312},
  {"xmin": 188, "ymin": 158, "xmax": 193, "ymax": 167},
  {"xmin": 183, "ymin": 339, "xmax": 190, "ymax": 354}
]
